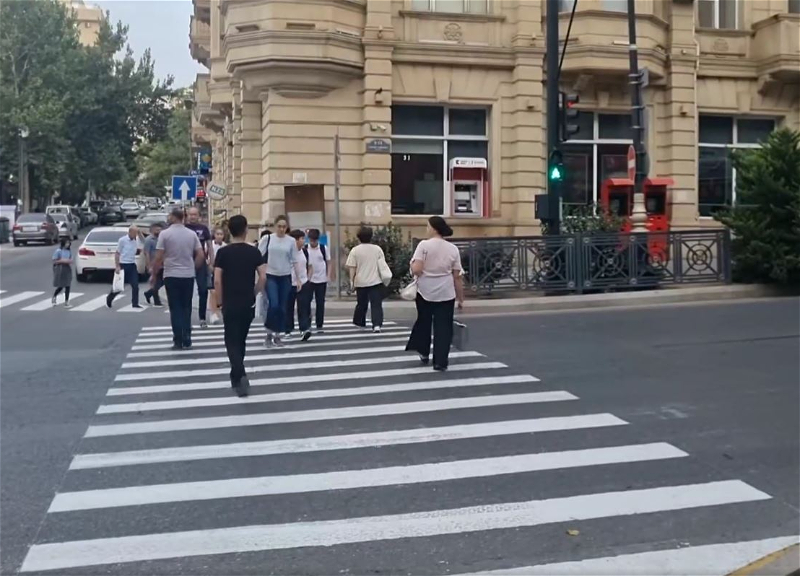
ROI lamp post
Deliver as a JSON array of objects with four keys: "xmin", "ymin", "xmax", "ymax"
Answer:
[
  {"xmin": 18, "ymin": 126, "xmax": 29, "ymax": 213},
  {"xmin": 626, "ymin": 0, "xmax": 649, "ymax": 232}
]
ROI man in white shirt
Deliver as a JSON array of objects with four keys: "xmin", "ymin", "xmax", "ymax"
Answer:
[
  {"xmin": 107, "ymin": 225, "xmax": 142, "ymax": 309},
  {"xmin": 305, "ymin": 228, "xmax": 334, "ymax": 332},
  {"xmin": 286, "ymin": 229, "xmax": 313, "ymax": 341}
]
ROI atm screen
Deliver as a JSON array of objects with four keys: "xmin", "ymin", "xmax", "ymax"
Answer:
[
  {"xmin": 646, "ymin": 193, "xmax": 666, "ymax": 215},
  {"xmin": 609, "ymin": 192, "xmax": 630, "ymax": 216}
]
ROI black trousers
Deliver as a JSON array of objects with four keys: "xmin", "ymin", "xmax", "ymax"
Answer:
[
  {"xmin": 164, "ymin": 277, "xmax": 194, "ymax": 347},
  {"xmin": 406, "ymin": 294, "xmax": 455, "ymax": 368},
  {"xmin": 353, "ymin": 284, "xmax": 383, "ymax": 328},
  {"xmin": 309, "ymin": 281, "xmax": 327, "ymax": 328},
  {"xmin": 224, "ymin": 305, "xmax": 254, "ymax": 386},
  {"xmin": 286, "ymin": 283, "xmax": 312, "ymax": 333},
  {"xmin": 108, "ymin": 262, "xmax": 139, "ymax": 307}
]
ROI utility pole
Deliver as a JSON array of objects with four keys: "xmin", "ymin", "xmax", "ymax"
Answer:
[
  {"xmin": 627, "ymin": 0, "xmax": 649, "ymax": 232},
  {"xmin": 333, "ymin": 130, "xmax": 342, "ymax": 299},
  {"xmin": 545, "ymin": 0, "xmax": 561, "ymax": 235},
  {"xmin": 18, "ymin": 126, "xmax": 29, "ymax": 213}
]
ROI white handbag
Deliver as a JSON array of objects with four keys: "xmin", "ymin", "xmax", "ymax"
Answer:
[{"xmin": 399, "ymin": 279, "xmax": 418, "ymax": 301}]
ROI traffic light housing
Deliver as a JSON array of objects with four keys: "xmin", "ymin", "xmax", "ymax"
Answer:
[
  {"xmin": 548, "ymin": 149, "xmax": 564, "ymax": 183},
  {"xmin": 559, "ymin": 92, "xmax": 581, "ymax": 142}
]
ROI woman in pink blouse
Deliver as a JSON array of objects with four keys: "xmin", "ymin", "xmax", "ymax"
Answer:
[{"xmin": 405, "ymin": 216, "xmax": 465, "ymax": 371}]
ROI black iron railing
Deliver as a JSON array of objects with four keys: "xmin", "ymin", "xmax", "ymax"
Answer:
[{"xmin": 451, "ymin": 229, "xmax": 731, "ymax": 295}]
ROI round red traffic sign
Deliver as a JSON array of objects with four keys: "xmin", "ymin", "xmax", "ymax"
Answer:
[{"xmin": 627, "ymin": 145, "xmax": 636, "ymax": 180}]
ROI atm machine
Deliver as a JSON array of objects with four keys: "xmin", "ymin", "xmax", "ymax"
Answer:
[{"xmin": 449, "ymin": 157, "xmax": 489, "ymax": 217}]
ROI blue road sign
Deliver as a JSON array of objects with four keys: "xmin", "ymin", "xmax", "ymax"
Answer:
[{"xmin": 171, "ymin": 175, "xmax": 197, "ymax": 201}]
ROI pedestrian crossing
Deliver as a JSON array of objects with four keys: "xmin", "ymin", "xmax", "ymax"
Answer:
[{"xmin": 19, "ymin": 321, "xmax": 797, "ymax": 574}]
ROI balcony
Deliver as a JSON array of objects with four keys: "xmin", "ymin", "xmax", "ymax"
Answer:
[
  {"xmin": 193, "ymin": 73, "xmax": 225, "ymax": 131},
  {"xmin": 193, "ymin": 0, "xmax": 211, "ymax": 25},
  {"xmin": 558, "ymin": 10, "xmax": 669, "ymax": 81},
  {"xmin": 190, "ymin": 16, "xmax": 211, "ymax": 67},
  {"xmin": 220, "ymin": 0, "xmax": 365, "ymax": 97},
  {"xmin": 752, "ymin": 14, "xmax": 800, "ymax": 82}
]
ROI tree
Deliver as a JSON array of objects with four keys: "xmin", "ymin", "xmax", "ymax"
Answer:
[
  {"xmin": 136, "ymin": 105, "xmax": 191, "ymax": 196},
  {"xmin": 716, "ymin": 128, "xmax": 800, "ymax": 286},
  {"xmin": 0, "ymin": 0, "xmax": 175, "ymax": 207}
]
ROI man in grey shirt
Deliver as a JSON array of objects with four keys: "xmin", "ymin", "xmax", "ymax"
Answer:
[{"xmin": 151, "ymin": 208, "xmax": 204, "ymax": 350}]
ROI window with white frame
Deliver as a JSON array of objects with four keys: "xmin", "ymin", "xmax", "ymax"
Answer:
[
  {"xmin": 698, "ymin": 115, "xmax": 775, "ymax": 216},
  {"xmin": 391, "ymin": 105, "xmax": 489, "ymax": 216},
  {"xmin": 559, "ymin": 112, "xmax": 637, "ymax": 206},
  {"xmin": 698, "ymin": 0, "xmax": 739, "ymax": 28},
  {"xmin": 411, "ymin": 0, "xmax": 488, "ymax": 13}
]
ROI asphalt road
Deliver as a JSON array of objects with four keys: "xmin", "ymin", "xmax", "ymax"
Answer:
[{"xmin": 1, "ymin": 237, "xmax": 798, "ymax": 575}]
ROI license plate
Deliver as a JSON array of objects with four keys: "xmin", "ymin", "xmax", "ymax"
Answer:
[{"xmin": 24, "ymin": 226, "xmax": 37, "ymax": 232}]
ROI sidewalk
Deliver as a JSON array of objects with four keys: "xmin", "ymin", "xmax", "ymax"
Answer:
[
  {"xmin": 325, "ymin": 284, "xmax": 788, "ymax": 315},
  {"xmin": 728, "ymin": 543, "xmax": 799, "ymax": 576}
]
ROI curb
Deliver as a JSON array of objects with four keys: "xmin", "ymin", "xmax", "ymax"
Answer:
[
  {"xmin": 727, "ymin": 543, "xmax": 800, "ymax": 576},
  {"xmin": 325, "ymin": 284, "xmax": 787, "ymax": 313}
]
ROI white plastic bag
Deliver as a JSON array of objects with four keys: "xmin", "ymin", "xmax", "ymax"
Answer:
[
  {"xmin": 399, "ymin": 279, "xmax": 418, "ymax": 301},
  {"xmin": 111, "ymin": 271, "xmax": 124, "ymax": 294},
  {"xmin": 254, "ymin": 290, "xmax": 265, "ymax": 322},
  {"xmin": 378, "ymin": 258, "xmax": 392, "ymax": 287}
]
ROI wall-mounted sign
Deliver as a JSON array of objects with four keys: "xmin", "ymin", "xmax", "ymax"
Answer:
[
  {"xmin": 207, "ymin": 183, "xmax": 227, "ymax": 201},
  {"xmin": 366, "ymin": 139, "xmax": 391, "ymax": 154},
  {"xmin": 292, "ymin": 172, "xmax": 308, "ymax": 184},
  {"xmin": 450, "ymin": 157, "xmax": 488, "ymax": 169}
]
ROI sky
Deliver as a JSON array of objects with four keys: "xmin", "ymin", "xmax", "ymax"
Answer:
[{"xmin": 94, "ymin": 0, "xmax": 205, "ymax": 89}]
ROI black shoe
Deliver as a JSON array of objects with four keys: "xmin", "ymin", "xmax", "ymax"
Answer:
[
  {"xmin": 419, "ymin": 354, "xmax": 430, "ymax": 366},
  {"xmin": 171, "ymin": 344, "xmax": 182, "ymax": 351},
  {"xmin": 106, "ymin": 293, "xmax": 114, "ymax": 308},
  {"xmin": 132, "ymin": 304, "xmax": 143, "ymax": 309},
  {"xmin": 183, "ymin": 344, "xmax": 192, "ymax": 350},
  {"xmin": 144, "ymin": 291, "xmax": 152, "ymax": 305},
  {"xmin": 433, "ymin": 365, "xmax": 447, "ymax": 372},
  {"xmin": 240, "ymin": 376, "xmax": 250, "ymax": 397},
  {"xmin": 302, "ymin": 330, "xmax": 312, "ymax": 342}
]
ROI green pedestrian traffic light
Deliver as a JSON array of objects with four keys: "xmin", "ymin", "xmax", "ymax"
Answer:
[{"xmin": 548, "ymin": 149, "xmax": 564, "ymax": 183}]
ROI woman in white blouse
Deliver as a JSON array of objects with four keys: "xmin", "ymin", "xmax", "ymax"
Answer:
[{"xmin": 405, "ymin": 216, "xmax": 464, "ymax": 371}]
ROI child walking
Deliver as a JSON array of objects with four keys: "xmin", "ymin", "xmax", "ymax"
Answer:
[{"xmin": 52, "ymin": 238, "xmax": 74, "ymax": 308}]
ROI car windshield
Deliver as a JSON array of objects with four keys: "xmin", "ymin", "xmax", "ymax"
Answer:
[
  {"xmin": 85, "ymin": 230, "xmax": 127, "ymax": 243},
  {"xmin": 48, "ymin": 207, "xmax": 69, "ymax": 214},
  {"xmin": 52, "ymin": 215, "xmax": 68, "ymax": 222},
  {"xmin": 121, "ymin": 202, "xmax": 138, "ymax": 207},
  {"xmin": 17, "ymin": 214, "xmax": 46, "ymax": 223}
]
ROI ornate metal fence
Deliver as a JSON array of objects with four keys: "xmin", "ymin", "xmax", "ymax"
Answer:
[{"xmin": 452, "ymin": 229, "xmax": 731, "ymax": 295}]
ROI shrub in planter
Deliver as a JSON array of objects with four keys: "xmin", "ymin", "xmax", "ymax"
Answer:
[
  {"xmin": 715, "ymin": 129, "xmax": 800, "ymax": 286},
  {"xmin": 344, "ymin": 222, "xmax": 414, "ymax": 294}
]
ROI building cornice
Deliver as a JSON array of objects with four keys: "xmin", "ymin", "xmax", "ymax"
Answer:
[{"xmin": 398, "ymin": 9, "xmax": 506, "ymax": 23}]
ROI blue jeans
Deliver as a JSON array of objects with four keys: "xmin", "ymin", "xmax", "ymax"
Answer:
[
  {"xmin": 164, "ymin": 277, "xmax": 194, "ymax": 348},
  {"xmin": 265, "ymin": 274, "xmax": 292, "ymax": 334},
  {"xmin": 195, "ymin": 265, "xmax": 209, "ymax": 321}
]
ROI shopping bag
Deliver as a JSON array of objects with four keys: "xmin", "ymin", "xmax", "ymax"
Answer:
[
  {"xmin": 399, "ymin": 279, "xmax": 417, "ymax": 301},
  {"xmin": 111, "ymin": 271, "xmax": 124, "ymax": 294},
  {"xmin": 254, "ymin": 291, "xmax": 265, "ymax": 322},
  {"xmin": 452, "ymin": 320, "xmax": 468, "ymax": 351},
  {"xmin": 378, "ymin": 258, "xmax": 393, "ymax": 287}
]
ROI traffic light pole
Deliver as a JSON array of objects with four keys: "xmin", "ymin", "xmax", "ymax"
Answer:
[
  {"xmin": 545, "ymin": 0, "xmax": 561, "ymax": 235},
  {"xmin": 627, "ymin": 0, "xmax": 649, "ymax": 232}
]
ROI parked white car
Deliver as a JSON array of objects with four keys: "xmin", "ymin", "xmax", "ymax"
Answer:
[
  {"xmin": 76, "ymin": 226, "xmax": 145, "ymax": 282},
  {"xmin": 52, "ymin": 213, "xmax": 79, "ymax": 240},
  {"xmin": 120, "ymin": 200, "xmax": 141, "ymax": 219}
]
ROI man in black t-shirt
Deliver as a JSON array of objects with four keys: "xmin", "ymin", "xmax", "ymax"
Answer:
[
  {"xmin": 214, "ymin": 215, "xmax": 266, "ymax": 397},
  {"xmin": 186, "ymin": 207, "xmax": 213, "ymax": 328}
]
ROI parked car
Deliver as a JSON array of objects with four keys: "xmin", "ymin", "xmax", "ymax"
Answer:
[
  {"xmin": 76, "ymin": 226, "xmax": 145, "ymax": 282},
  {"xmin": 120, "ymin": 200, "xmax": 141, "ymax": 219},
  {"xmin": 132, "ymin": 214, "xmax": 168, "ymax": 236},
  {"xmin": 89, "ymin": 200, "xmax": 107, "ymax": 213},
  {"xmin": 80, "ymin": 207, "xmax": 98, "ymax": 225},
  {"xmin": 12, "ymin": 213, "xmax": 59, "ymax": 246},
  {"xmin": 98, "ymin": 206, "xmax": 125, "ymax": 226},
  {"xmin": 52, "ymin": 213, "xmax": 79, "ymax": 240}
]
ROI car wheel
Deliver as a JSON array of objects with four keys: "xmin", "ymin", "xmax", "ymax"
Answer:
[{"xmin": 76, "ymin": 272, "xmax": 87, "ymax": 283}]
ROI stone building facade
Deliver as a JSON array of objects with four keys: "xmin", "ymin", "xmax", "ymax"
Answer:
[
  {"xmin": 189, "ymin": 0, "xmax": 799, "ymax": 238},
  {"xmin": 61, "ymin": 0, "xmax": 103, "ymax": 46}
]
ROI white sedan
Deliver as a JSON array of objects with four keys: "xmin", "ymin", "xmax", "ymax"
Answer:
[{"xmin": 76, "ymin": 227, "xmax": 145, "ymax": 282}]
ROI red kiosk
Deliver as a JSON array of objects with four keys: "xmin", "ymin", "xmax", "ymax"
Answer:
[{"xmin": 599, "ymin": 176, "xmax": 674, "ymax": 261}]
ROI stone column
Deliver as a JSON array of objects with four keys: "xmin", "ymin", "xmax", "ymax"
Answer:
[
  {"xmin": 230, "ymin": 83, "xmax": 243, "ymax": 216},
  {"xmin": 657, "ymin": 1, "xmax": 699, "ymax": 227},
  {"xmin": 361, "ymin": 2, "xmax": 394, "ymax": 226},
  {"xmin": 239, "ymin": 94, "xmax": 263, "ymax": 234}
]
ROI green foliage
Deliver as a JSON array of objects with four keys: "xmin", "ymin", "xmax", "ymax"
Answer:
[
  {"xmin": 344, "ymin": 222, "xmax": 414, "ymax": 294},
  {"xmin": 0, "ymin": 0, "xmax": 174, "ymax": 206},
  {"xmin": 136, "ymin": 106, "xmax": 191, "ymax": 196},
  {"xmin": 541, "ymin": 204, "xmax": 624, "ymax": 235},
  {"xmin": 715, "ymin": 128, "xmax": 800, "ymax": 286}
]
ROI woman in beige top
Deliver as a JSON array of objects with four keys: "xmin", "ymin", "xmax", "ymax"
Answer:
[
  {"xmin": 405, "ymin": 216, "xmax": 464, "ymax": 371},
  {"xmin": 346, "ymin": 226, "xmax": 387, "ymax": 332}
]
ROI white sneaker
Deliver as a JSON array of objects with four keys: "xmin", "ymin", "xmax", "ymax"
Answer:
[
  {"xmin": 373, "ymin": 326, "xmax": 382, "ymax": 333},
  {"xmin": 51, "ymin": 297, "xmax": 57, "ymax": 306},
  {"xmin": 283, "ymin": 333, "xmax": 293, "ymax": 342},
  {"xmin": 264, "ymin": 333, "xmax": 274, "ymax": 348},
  {"xmin": 273, "ymin": 335, "xmax": 285, "ymax": 347},
  {"xmin": 210, "ymin": 313, "xmax": 221, "ymax": 325},
  {"xmin": 64, "ymin": 302, "xmax": 71, "ymax": 309}
]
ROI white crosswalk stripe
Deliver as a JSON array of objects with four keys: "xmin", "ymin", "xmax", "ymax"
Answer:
[
  {"xmin": 70, "ymin": 293, "xmax": 119, "ymax": 312},
  {"xmin": 20, "ymin": 323, "xmax": 789, "ymax": 574},
  {"xmin": 0, "ymin": 291, "xmax": 43, "ymax": 308},
  {"xmin": 21, "ymin": 292, "xmax": 85, "ymax": 310}
]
